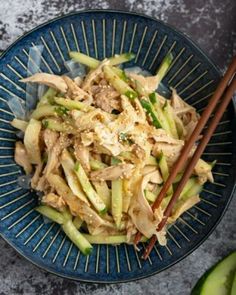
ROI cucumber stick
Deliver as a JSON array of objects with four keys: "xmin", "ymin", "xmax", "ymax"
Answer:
[
  {"xmin": 122, "ymin": 178, "xmax": 132, "ymax": 213},
  {"xmin": 183, "ymin": 180, "xmax": 202, "ymax": 199},
  {"xmin": 103, "ymin": 65, "xmax": 137, "ymax": 100},
  {"xmin": 62, "ymin": 219, "xmax": 92, "ymax": 255},
  {"xmin": 149, "ymin": 92, "xmax": 172, "ymax": 135},
  {"xmin": 31, "ymin": 105, "xmax": 57, "ymax": 119},
  {"xmin": 69, "ymin": 52, "xmax": 135, "ymax": 68},
  {"xmin": 159, "ymin": 153, "xmax": 173, "ymax": 195},
  {"xmin": 146, "ymin": 155, "xmax": 158, "ymax": 166},
  {"xmin": 155, "ymin": 104, "xmax": 172, "ymax": 134},
  {"xmin": 112, "ymin": 67, "xmax": 129, "ymax": 81},
  {"xmin": 83, "ymin": 233, "xmax": 147, "ymax": 244},
  {"xmin": 191, "ymin": 251, "xmax": 236, "ymax": 295},
  {"xmin": 163, "ymin": 101, "xmax": 179, "ymax": 139},
  {"xmin": 92, "ymin": 181, "xmax": 111, "ymax": 211},
  {"xmin": 140, "ymin": 99, "xmax": 162, "ymax": 129},
  {"xmin": 112, "ymin": 178, "xmax": 123, "ymax": 229},
  {"xmin": 36, "ymin": 205, "xmax": 92, "ymax": 255},
  {"xmin": 173, "ymin": 173, "xmax": 183, "ymax": 184},
  {"xmin": 161, "ymin": 178, "xmax": 197, "ymax": 210},
  {"xmin": 69, "ymin": 52, "xmax": 100, "ymax": 69},
  {"xmin": 83, "ymin": 234, "xmax": 127, "ymax": 244},
  {"xmin": 61, "ymin": 149, "xmax": 89, "ymax": 204},
  {"xmin": 36, "ymin": 205, "xmax": 64, "ymax": 224},
  {"xmin": 155, "ymin": 53, "xmax": 173, "ymax": 81},
  {"xmin": 145, "ymin": 186, "xmax": 162, "ymax": 203},
  {"xmin": 145, "ymin": 190, "xmax": 156, "ymax": 202},
  {"xmin": 74, "ymin": 162, "xmax": 107, "ymax": 214},
  {"xmin": 108, "ymin": 53, "xmax": 135, "ymax": 66},
  {"xmin": 54, "ymin": 97, "xmax": 93, "ymax": 111},
  {"xmin": 38, "ymin": 87, "xmax": 57, "ymax": 106},
  {"xmin": 42, "ymin": 118, "xmax": 75, "ymax": 134},
  {"xmin": 89, "ymin": 159, "xmax": 108, "ymax": 171},
  {"xmin": 73, "ymin": 216, "xmax": 83, "ymax": 229},
  {"xmin": 179, "ymin": 178, "xmax": 198, "ymax": 198}
]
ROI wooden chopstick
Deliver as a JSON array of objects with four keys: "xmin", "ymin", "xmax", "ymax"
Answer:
[
  {"xmin": 134, "ymin": 56, "xmax": 236, "ymax": 257},
  {"xmin": 143, "ymin": 74, "xmax": 236, "ymax": 259}
]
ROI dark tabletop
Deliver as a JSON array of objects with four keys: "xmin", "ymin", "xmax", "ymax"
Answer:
[{"xmin": 0, "ymin": 0, "xmax": 235, "ymax": 294}]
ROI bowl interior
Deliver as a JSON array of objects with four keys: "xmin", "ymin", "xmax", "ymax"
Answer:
[{"xmin": 0, "ymin": 10, "xmax": 235, "ymax": 283}]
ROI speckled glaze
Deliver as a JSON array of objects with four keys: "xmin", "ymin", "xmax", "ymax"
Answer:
[{"xmin": 0, "ymin": 1, "xmax": 235, "ymax": 294}]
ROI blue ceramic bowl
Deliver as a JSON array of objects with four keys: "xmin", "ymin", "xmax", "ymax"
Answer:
[{"xmin": 0, "ymin": 10, "xmax": 235, "ymax": 283}]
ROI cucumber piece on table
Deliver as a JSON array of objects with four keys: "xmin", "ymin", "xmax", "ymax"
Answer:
[
  {"xmin": 231, "ymin": 271, "xmax": 236, "ymax": 295},
  {"xmin": 191, "ymin": 251, "xmax": 236, "ymax": 295}
]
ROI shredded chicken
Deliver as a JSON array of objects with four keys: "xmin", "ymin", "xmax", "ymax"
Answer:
[
  {"xmin": 14, "ymin": 141, "xmax": 32, "ymax": 174},
  {"xmin": 82, "ymin": 59, "xmax": 109, "ymax": 91},
  {"xmin": 63, "ymin": 75, "xmax": 91, "ymax": 101},
  {"xmin": 90, "ymin": 163, "xmax": 134, "ymax": 181},
  {"xmin": 31, "ymin": 162, "xmax": 43, "ymax": 189},
  {"xmin": 42, "ymin": 193, "xmax": 66, "ymax": 211},
  {"xmin": 128, "ymin": 72, "xmax": 160, "ymax": 94},
  {"xmin": 94, "ymin": 86, "xmax": 120, "ymax": 113},
  {"xmin": 74, "ymin": 109, "xmax": 111, "ymax": 132},
  {"xmin": 21, "ymin": 73, "xmax": 67, "ymax": 93},
  {"xmin": 43, "ymin": 134, "xmax": 70, "ymax": 177},
  {"xmin": 74, "ymin": 140, "xmax": 90, "ymax": 172},
  {"xmin": 128, "ymin": 175, "xmax": 166, "ymax": 245},
  {"xmin": 152, "ymin": 141, "xmax": 184, "ymax": 167},
  {"xmin": 43, "ymin": 129, "xmax": 59, "ymax": 151},
  {"xmin": 194, "ymin": 159, "xmax": 214, "ymax": 183},
  {"xmin": 171, "ymin": 89, "xmax": 199, "ymax": 127},
  {"xmin": 142, "ymin": 169, "xmax": 163, "ymax": 184}
]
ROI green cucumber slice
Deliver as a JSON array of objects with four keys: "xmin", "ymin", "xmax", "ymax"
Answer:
[
  {"xmin": 231, "ymin": 271, "xmax": 236, "ymax": 295},
  {"xmin": 191, "ymin": 251, "xmax": 236, "ymax": 295}
]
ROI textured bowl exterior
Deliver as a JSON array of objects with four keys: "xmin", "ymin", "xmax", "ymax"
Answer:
[{"xmin": 0, "ymin": 10, "xmax": 235, "ymax": 283}]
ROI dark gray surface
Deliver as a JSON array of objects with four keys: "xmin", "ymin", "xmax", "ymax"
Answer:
[{"xmin": 0, "ymin": 1, "xmax": 235, "ymax": 294}]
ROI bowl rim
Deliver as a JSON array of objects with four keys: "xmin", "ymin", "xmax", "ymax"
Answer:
[
  {"xmin": 0, "ymin": 9, "xmax": 223, "ymax": 75},
  {"xmin": 0, "ymin": 8, "xmax": 235, "ymax": 284}
]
